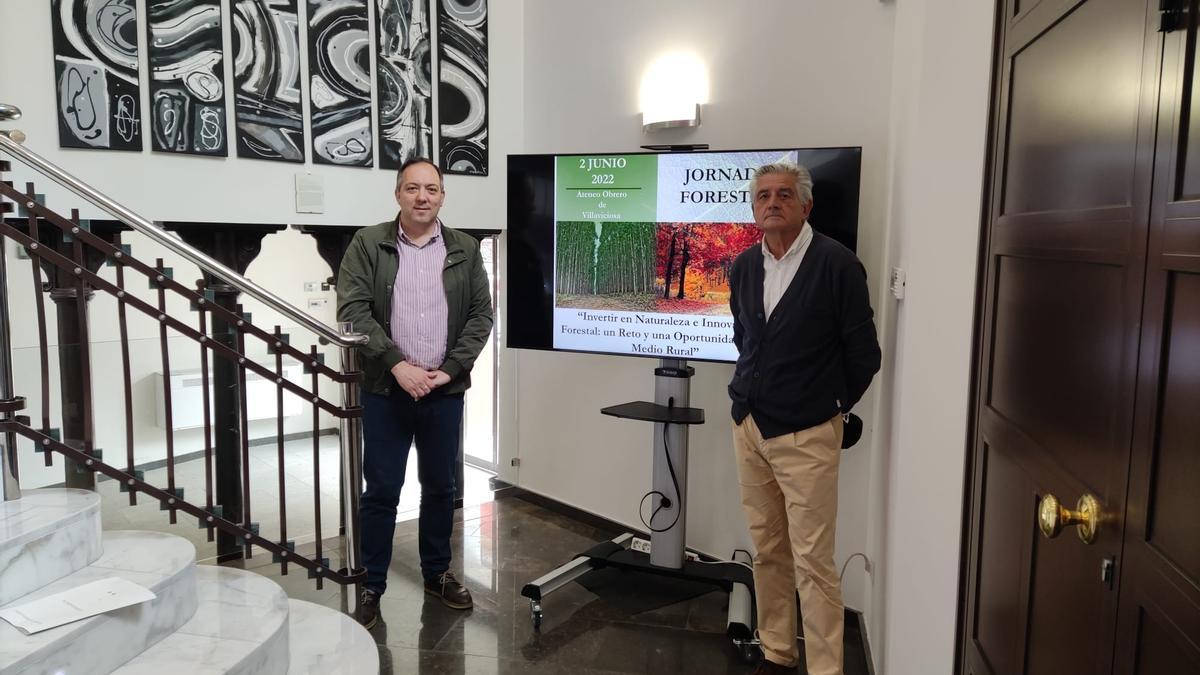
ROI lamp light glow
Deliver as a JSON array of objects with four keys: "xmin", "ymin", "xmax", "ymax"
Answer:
[{"xmin": 639, "ymin": 52, "xmax": 709, "ymax": 131}]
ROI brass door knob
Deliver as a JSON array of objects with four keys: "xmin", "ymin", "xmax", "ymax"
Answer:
[{"xmin": 1038, "ymin": 493, "xmax": 1102, "ymax": 544}]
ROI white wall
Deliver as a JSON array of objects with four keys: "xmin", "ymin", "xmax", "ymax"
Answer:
[
  {"xmin": 0, "ymin": 0, "xmax": 523, "ymax": 485},
  {"xmin": 873, "ymin": 0, "xmax": 994, "ymax": 672},
  {"xmin": 515, "ymin": 0, "xmax": 897, "ymax": 618}
]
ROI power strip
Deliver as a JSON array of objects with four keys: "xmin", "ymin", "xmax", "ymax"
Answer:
[{"xmin": 630, "ymin": 537, "xmax": 699, "ymax": 561}]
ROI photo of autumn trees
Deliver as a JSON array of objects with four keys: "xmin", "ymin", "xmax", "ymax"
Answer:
[
  {"xmin": 656, "ymin": 223, "xmax": 761, "ymax": 314},
  {"xmin": 555, "ymin": 221, "xmax": 762, "ymax": 315}
]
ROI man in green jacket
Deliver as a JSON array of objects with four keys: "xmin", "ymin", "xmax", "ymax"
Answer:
[{"xmin": 336, "ymin": 158, "xmax": 493, "ymax": 629}]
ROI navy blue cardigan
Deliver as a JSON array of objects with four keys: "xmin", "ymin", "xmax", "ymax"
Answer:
[{"xmin": 727, "ymin": 232, "xmax": 882, "ymax": 439}]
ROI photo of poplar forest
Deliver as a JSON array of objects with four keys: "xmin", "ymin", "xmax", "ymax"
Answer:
[
  {"xmin": 556, "ymin": 221, "xmax": 658, "ymax": 311},
  {"xmin": 555, "ymin": 221, "xmax": 762, "ymax": 315}
]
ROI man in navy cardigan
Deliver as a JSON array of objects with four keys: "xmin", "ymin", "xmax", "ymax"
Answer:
[{"xmin": 728, "ymin": 162, "xmax": 881, "ymax": 675}]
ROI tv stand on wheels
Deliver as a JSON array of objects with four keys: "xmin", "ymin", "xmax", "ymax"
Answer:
[{"xmin": 520, "ymin": 358, "xmax": 759, "ymax": 663}]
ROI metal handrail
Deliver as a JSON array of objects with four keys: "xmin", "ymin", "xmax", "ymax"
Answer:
[
  {"xmin": 0, "ymin": 131, "xmax": 367, "ymax": 347},
  {"xmin": 0, "ymin": 116, "xmax": 366, "ymax": 583}
]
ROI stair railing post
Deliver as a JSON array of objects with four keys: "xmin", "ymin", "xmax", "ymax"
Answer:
[
  {"xmin": 337, "ymin": 321, "xmax": 363, "ymax": 580},
  {"xmin": 50, "ymin": 281, "xmax": 96, "ymax": 490},
  {"xmin": 208, "ymin": 279, "xmax": 244, "ymax": 560}
]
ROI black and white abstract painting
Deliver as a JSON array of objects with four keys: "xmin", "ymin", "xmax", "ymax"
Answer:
[
  {"xmin": 146, "ymin": 0, "xmax": 227, "ymax": 156},
  {"xmin": 51, "ymin": 0, "xmax": 142, "ymax": 151},
  {"xmin": 437, "ymin": 0, "xmax": 487, "ymax": 176},
  {"xmin": 308, "ymin": 0, "xmax": 373, "ymax": 166},
  {"xmin": 375, "ymin": 0, "xmax": 432, "ymax": 170},
  {"xmin": 232, "ymin": 0, "xmax": 305, "ymax": 162}
]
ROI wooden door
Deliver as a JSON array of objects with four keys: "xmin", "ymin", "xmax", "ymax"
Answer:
[
  {"xmin": 962, "ymin": 1, "xmax": 1161, "ymax": 674},
  {"xmin": 1112, "ymin": 1, "xmax": 1200, "ymax": 672}
]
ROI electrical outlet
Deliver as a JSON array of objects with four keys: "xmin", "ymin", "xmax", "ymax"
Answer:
[
  {"xmin": 631, "ymin": 537, "xmax": 652, "ymax": 554},
  {"xmin": 890, "ymin": 266, "xmax": 906, "ymax": 300},
  {"xmin": 304, "ymin": 281, "xmax": 320, "ymax": 292}
]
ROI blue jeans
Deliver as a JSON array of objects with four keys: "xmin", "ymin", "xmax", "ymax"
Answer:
[{"xmin": 360, "ymin": 388, "xmax": 463, "ymax": 594}]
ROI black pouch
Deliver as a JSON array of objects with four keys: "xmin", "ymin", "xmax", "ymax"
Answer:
[{"xmin": 841, "ymin": 412, "xmax": 863, "ymax": 449}]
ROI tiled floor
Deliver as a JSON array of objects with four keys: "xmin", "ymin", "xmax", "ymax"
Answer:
[
  {"xmin": 95, "ymin": 441, "xmax": 872, "ymax": 674},
  {"xmin": 224, "ymin": 496, "xmax": 872, "ymax": 675},
  {"xmin": 224, "ymin": 498, "xmax": 752, "ymax": 674},
  {"xmin": 96, "ymin": 435, "xmax": 495, "ymax": 562}
]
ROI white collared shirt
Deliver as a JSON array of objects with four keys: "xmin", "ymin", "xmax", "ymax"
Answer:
[{"xmin": 762, "ymin": 222, "xmax": 813, "ymax": 320}]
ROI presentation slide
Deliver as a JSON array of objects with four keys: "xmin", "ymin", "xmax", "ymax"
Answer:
[{"xmin": 552, "ymin": 150, "xmax": 799, "ymax": 361}]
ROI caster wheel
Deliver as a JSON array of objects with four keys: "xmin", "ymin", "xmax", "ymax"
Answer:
[
  {"xmin": 736, "ymin": 641, "xmax": 759, "ymax": 664},
  {"xmin": 529, "ymin": 601, "xmax": 543, "ymax": 631}
]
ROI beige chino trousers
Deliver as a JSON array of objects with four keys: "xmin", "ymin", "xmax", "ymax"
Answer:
[{"xmin": 733, "ymin": 413, "xmax": 844, "ymax": 675}]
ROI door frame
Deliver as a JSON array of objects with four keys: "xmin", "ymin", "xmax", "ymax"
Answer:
[
  {"xmin": 460, "ymin": 229, "xmax": 501, "ymax": 475},
  {"xmin": 956, "ymin": 0, "xmax": 1009, "ymax": 670}
]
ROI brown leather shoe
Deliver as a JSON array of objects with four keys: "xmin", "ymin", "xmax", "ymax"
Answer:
[
  {"xmin": 424, "ymin": 571, "xmax": 473, "ymax": 610},
  {"xmin": 751, "ymin": 659, "xmax": 799, "ymax": 675},
  {"xmin": 356, "ymin": 588, "xmax": 381, "ymax": 629}
]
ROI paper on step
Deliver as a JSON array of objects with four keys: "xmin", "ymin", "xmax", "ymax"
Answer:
[{"xmin": 0, "ymin": 577, "xmax": 156, "ymax": 635}]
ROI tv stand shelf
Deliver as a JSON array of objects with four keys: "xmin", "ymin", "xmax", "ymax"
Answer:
[{"xmin": 600, "ymin": 401, "xmax": 704, "ymax": 425}]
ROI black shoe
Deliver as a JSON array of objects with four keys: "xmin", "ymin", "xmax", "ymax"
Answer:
[
  {"xmin": 424, "ymin": 571, "xmax": 473, "ymax": 609},
  {"xmin": 356, "ymin": 588, "xmax": 381, "ymax": 629}
]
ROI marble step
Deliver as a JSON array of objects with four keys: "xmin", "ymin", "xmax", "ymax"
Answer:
[
  {"xmin": 111, "ymin": 566, "xmax": 291, "ymax": 675},
  {"xmin": 0, "ymin": 488, "xmax": 103, "ymax": 605},
  {"xmin": 110, "ymin": 573, "xmax": 379, "ymax": 675},
  {"xmin": 286, "ymin": 599, "xmax": 379, "ymax": 674},
  {"xmin": 0, "ymin": 530, "xmax": 198, "ymax": 675}
]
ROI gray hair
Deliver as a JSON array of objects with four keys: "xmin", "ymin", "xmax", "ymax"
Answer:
[{"xmin": 749, "ymin": 162, "xmax": 813, "ymax": 205}]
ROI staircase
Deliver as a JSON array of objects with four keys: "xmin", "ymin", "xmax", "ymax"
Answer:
[
  {"xmin": 0, "ymin": 489, "xmax": 378, "ymax": 674},
  {"xmin": 0, "ymin": 106, "xmax": 377, "ymax": 672}
]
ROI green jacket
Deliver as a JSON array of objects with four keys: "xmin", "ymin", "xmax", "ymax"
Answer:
[{"xmin": 336, "ymin": 218, "xmax": 493, "ymax": 396}]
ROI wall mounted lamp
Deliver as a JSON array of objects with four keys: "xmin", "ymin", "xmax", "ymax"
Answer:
[{"xmin": 639, "ymin": 52, "xmax": 709, "ymax": 131}]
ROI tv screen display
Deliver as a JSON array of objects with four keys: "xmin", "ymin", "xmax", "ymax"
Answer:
[{"xmin": 506, "ymin": 147, "xmax": 862, "ymax": 363}]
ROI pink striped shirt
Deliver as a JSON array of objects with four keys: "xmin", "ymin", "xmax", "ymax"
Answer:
[{"xmin": 390, "ymin": 222, "xmax": 449, "ymax": 370}]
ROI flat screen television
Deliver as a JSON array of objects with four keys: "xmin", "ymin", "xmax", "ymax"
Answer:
[{"xmin": 506, "ymin": 147, "xmax": 862, "ymax": 363}]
